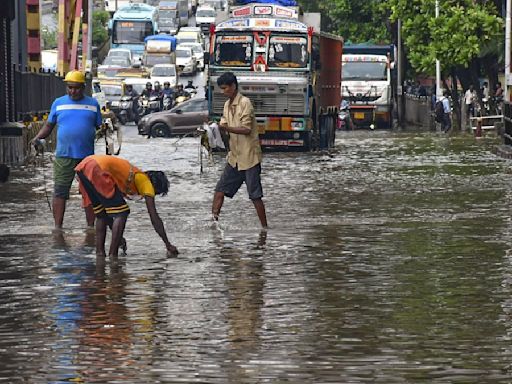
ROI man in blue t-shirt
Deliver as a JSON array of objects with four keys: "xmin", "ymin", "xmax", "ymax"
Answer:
[{"xmin": 32, "ymin": 70, "xmax": 103, "ymax": 230}]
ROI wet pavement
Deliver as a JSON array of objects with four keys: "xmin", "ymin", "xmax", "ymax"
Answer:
[{"xmin": 2, "ymin": 129, "xmax": 512, "ymax": 382}]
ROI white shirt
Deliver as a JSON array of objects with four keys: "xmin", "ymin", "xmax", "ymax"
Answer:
[{"xmin": 464, "ymin": 89, "xmax": 475, "ymax": 105}]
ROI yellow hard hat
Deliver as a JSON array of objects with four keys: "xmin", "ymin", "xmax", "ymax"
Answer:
[{"xmin": 64, "ymin": 70, "xmax": 85, "ymax": 83}]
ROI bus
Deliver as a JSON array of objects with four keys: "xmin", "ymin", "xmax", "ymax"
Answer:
[{"xmin": 109, "ymin": 3, "xmax": 159, "ymax": 63}]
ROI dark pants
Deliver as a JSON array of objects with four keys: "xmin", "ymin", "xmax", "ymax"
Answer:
[{"xmin": 442, "ymin": 113, "xmax": 451, "ymax": 132}]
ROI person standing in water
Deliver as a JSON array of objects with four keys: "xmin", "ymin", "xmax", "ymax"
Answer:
[
  {"xmin": 211, "ymin": 72, "xmax": 267, "ymax": 228},
  {"xmin": 32, "ymin": 70, "xmax": 102, "ymax": 230}
]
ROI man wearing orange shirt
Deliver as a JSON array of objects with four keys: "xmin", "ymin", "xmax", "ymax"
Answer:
[{"xmin": 75, "ymin": 155, "xmax": 178, "ymax": 258}]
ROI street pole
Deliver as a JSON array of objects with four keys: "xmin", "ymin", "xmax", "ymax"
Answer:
[
  {"xmin": 505, "ymin": 0, "xmax": 511, "ymax": 99},
  {"xmin": 435, "ymin": 0, "xmax": 441, "ymax": 99},
  {"xmin": 397, "ymin": 19, "xmax": 403, "ymax": 127}
]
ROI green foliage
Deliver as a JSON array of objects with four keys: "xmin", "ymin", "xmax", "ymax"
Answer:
[
  {"xmin": 387, "ymin": 0, "xmax": 502, "ymax": 75},
  {"xmin": 41, "ymin": 27, "xmax": 57, "ymax": 50},
  {"xmin": 298, "ymin": 0, "xmax": 391, "ymax": 43},
  {"xmin": 92, "ymin": 10, "xmax": 110, "ymax": 47}
]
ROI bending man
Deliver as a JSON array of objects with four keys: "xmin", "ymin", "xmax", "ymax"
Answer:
[{"xmin": 75, "ymin": 155, "xmax": 179, "ymax": 258}]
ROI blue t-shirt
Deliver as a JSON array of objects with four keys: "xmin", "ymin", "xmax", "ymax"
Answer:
[{"xmin": 48, "ymin": 95, "xmax": 102, "ymax": 159}]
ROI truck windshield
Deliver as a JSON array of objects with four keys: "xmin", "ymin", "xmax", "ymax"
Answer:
[
  {"xmin": 145, "ymin": 55, "xmax": 172, "ymax": 66},
  {"xmin": 113, "ymin": 21, "xmax": 153, "ymax": 44},
  {"xmin": 152, "ymin": 66, "xmax": 176, "ymax": 76},
  {"xmin": 159, "ymin": 9, "xmax": 178, "ymax": 23},
  {"xmin": 342, "ymin": 61, "xmax": 387, "ymax": 81},
  {"xmin": 196, "ymin": 9, "xmax": 215, "ymax": 17},
  {"xmin": 214, "ymin": 35, "xmax": 252, "ymax": 67},
  {"xmin": 268, "ymin": 36, "xmax": 308, "ymax": 68}
]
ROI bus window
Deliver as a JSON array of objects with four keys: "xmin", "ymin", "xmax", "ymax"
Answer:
[{"xmin": 113, "ymin": 21, "xmax": 153, "ymax": 44}]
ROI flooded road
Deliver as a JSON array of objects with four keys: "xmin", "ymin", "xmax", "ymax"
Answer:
[{"xmin": 2, "ymin": 128, "xmax": 512, "ymax": 382}]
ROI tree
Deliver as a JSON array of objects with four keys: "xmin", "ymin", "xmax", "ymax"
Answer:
[
  {"xmin": 92, "ymin": 10, "xmax": 110, "ymax": 47},
  {"xmin": 387, "ymin": 0, "xmax": 502, "ymax": 128},
  {"xmin": 298, "ymin": 0, "xmax": 391, "ymax": 43}
]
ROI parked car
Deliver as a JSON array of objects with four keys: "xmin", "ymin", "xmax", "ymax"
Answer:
[
  {"xmin": 138, "ymin": 97, "xmax": 208, "ymax": 137},
  {"xmin": 179, "ymin": 42, "xmax": 205, "ymax": 71},
  {"xmin": 175, "ymin": 46, "xmax": 197, "ymax": 75},
  {"xmin": 150, "ymin": 64, "xmax": 178, "ymax": 87}
]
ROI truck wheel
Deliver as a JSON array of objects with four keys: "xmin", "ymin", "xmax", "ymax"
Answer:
[{"xmin": 151, "ymin": 123, "xmax": 171, "ymax": 138}]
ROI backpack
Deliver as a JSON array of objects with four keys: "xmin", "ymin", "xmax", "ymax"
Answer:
[{"xmin": 434, "ymin": 99, "xmax": 444, "ymax": 123}]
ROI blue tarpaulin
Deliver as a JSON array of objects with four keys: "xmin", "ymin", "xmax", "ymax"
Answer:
[
  {"xmin": 234, "ymin": 0, "xmax": 298, "ymax": 6},
  {"xmin": 144, "ymin": 34, "xmax": 177, "ymax": 50}
]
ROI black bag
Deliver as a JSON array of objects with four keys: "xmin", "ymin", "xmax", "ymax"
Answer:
[{"xmin": 434, "ymin": 100, "xmax": 444, "ymax": 123}]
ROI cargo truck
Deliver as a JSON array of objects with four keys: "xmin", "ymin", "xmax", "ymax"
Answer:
[
  {"xmin": 341, "ymin": 44, "xmax": 396, "ymax": 129},
  {"xmin": 142, "ymin": 34, "xmax": 177, "ymax": 68},
  {"xmin": 207, "ymin": 1, "xmax": 342, "ymax": 150}
]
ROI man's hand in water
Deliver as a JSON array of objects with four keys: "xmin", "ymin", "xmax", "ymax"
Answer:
[{"xmin": 166, "ymin": 243, "xmax": 179, "ymax": 256}]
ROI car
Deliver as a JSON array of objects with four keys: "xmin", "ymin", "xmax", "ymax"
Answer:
[
  {"xmin": 99, "ymin": 79, "xmax": 124, "ymax": 112},
  {"xmin": 123, "ymin": 77, "xmax": 152, "ymax": 96},
  {"xmin": 175, "ymin": 46, "xmax": 197, "ymax": 75},
  {"xmin": 195, "ymin": 5, "xmax": 215, "ymax": 34},
  {"xmin": 138, "ymin": 97, "xmax": 208, "ymax": 137},
  {"xmin": 97, "ymin": 56, "xmax": 132, "ymax": 78},
  {"xmin": 175, "ymin": 28, "xmax": 205, "ymax": 49},
  {"xmin": 178, "ymin": 42, "xmax": 205, "ymax": 71},
  {"xmin": 150, "ymin": 64, "xmax": 179, "ymax": 87},
  {"xmin": 107, "ymin": 48, "xmax": 133, "ymax": 65}
]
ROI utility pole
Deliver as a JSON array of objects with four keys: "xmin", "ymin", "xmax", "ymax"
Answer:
[
  {"xmin": 435, "ymin": 0, "xmax": 441, "ymax": 99},
  {"xmin": 397, "ymin": 19, "xmax": 403, "ymax": 127},
  {"xmin": 505, "ymin": 0, "xmax": 511, "ymax": 99}
]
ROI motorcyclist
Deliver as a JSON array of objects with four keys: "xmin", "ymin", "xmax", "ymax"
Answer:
[
  {"xmin": 152, "ymin": 81, "xmax": 163, "ymax": 98},
  {"xmin": 174, "ymin": 83, "xmax": 190, "ymax": 99},
  {"xmin": 162, "ymin": 81, "xmax": 174, "ymax": 97},
  {"xmin": 141, "ymin": 82, "xmax": 153, "ymax": 98},
  {"xmin": 161, "ymin": 81, "xmax": 175, "ymax": 110},
  {"xmin": 184, "ymin": 80, "xmax": 196, "ymax": 93},
  {"xmin": 123, "ymin": 84, "xmax": 139, "ymax": 121}
]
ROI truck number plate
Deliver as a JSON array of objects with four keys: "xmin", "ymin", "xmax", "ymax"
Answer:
[{"xmin": 354, "ymin": 112, "xmax": 365, "ymax": 120}]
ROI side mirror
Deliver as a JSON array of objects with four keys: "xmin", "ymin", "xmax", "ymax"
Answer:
[{"xmin": 175, "ymin": 109, "xmax": 183, "ymax": 114}]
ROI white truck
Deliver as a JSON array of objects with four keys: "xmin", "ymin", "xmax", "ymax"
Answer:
[{"xmin": 341, "ymin": 44, "xmax": 395, "ymax": 129}]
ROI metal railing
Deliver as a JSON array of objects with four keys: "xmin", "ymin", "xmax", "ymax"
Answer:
[{"xmin": 13, "ymin": 65, "xmax": 92, "ymax": 122}]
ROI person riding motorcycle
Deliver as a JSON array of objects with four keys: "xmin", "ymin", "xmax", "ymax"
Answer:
[
  {"xmin": 141, "ymin": 82, "xmax": 153, "ymax": 98},
  {"xmin": 152, "ymin": 81, "xmax": 163, "ymax": 98},
  {"xmin": 122, "ymin": 84, "xmax": 139, "ymax": 121},
  {"xmin": 162, "ymin": 81, "xmax": 174, "ymax": 97},
  {"xmin": 174, "ymin": 84, "xmax": 190, "ymax": 99},
  {"xmin": 184, "ymin": 80, "xmax": 196, "ymax": 93},
  {"xmin": 161, "ymin": 81, "xmax": 175, "ymax": 110}
]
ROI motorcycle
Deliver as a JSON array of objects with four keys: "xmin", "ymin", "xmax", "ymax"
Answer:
[
  {"xmin": 162, "ymin": 94, "xmax": 175, "ymax": 111},
  {"xmin": 118, "ymin": 95, "xmax": 139, "ymax": 125},
  {"xmin": 174, "ymin": 94, "xmax": 191, "ymax": 105},
  {"xmin": 184, "ymin": 85, "xmax": 197, "ymax": 97},
  {"xmin": 337, "ymin": 100, "xmax": 353, "ymax": 130},
  {"xmin": 139, "ymin": 95, "xmax": 161, "ymax": 116}
]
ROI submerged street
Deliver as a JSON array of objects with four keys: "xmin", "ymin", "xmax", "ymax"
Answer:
[{"xmin": 2, "ymin": 129, "xmax": 512, "ymax": 382}]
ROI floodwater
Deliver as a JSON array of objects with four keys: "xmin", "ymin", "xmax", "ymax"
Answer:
[{"xmin": 2, "ymin": 128, "xmax": 512, "ymax": 383}]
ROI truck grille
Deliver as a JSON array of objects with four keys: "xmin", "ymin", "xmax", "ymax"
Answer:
[{"xmin": 211, "ymin": 92, "xmax": 306, "ymax": 116}]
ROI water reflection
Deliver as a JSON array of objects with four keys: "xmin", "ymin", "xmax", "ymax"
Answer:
[{"xmin": 4, "ymin": 131, "xmax": 512, "ymax": 381}]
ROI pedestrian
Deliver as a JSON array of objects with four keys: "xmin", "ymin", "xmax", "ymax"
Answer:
[
  {"xmin": 482, "ymin": 81, "xmax": 489, "ymax": 100},
  {"xmin": 32, "ymin": 70, "xmax": 102, "ymax": 230},
  {"xmin": 0, "ymin": 164, "xmax": 9, "ymax": 183},
  {"xmin": 211, "ymin": 72, "xmax": 267, "ymax": 228},
  {"xmin": 75, "ymin": 154, "xmax": 179, "ymax": 258},
  {"xmin": 464, "ymin": 85, "xmax": 476, "ymax": 120},
  {"xmin": 441, "ymin": 89, "xmax": 452, "ymax": 133}
]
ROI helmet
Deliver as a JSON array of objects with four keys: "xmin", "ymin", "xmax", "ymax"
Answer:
[
  {"xmin": 154, "ymin": 81, "xmax": 160, "ymax": 87},
  {"xmin": 187, "ymin": 80, "xmax": 193, "ymax": 85},
  {"xmin": 164, "ymin": 81, "xmax": 170, "ymax": 86},
  {"xmin": 146, "ymin": 82, "xmax": 152, "ymax": 87},
  {"xmin": 64, "ymin": 70, "xmax": 85, "ymax": 83}
]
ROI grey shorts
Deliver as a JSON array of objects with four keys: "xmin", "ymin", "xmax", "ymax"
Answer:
[
  {"xmin": 53, "ymin": 157, "xmax": 83, "ymax": 199},
  {"xmin": 215, "ymin": 163, "xmax": 263, "ymax": 200}
]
